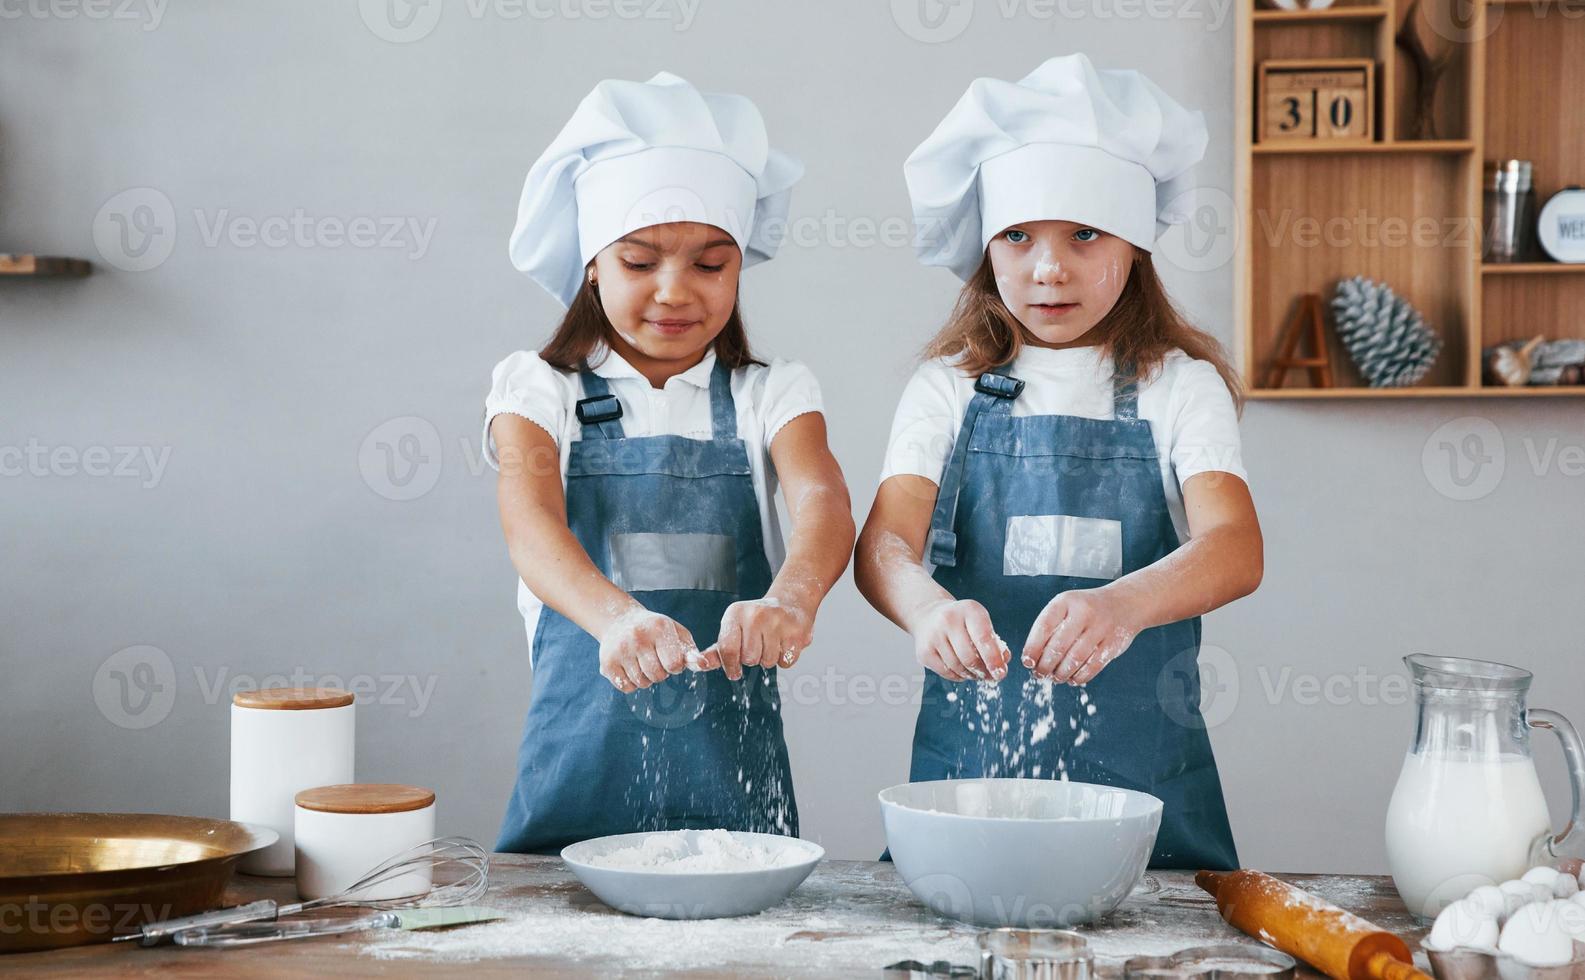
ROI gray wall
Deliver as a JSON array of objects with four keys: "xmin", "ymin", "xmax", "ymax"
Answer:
[{"xmin": 5, "ymin": 1, "xmax": 1583, "ymax": 874}]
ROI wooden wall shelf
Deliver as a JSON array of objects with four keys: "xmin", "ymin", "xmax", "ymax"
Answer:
[
  {"xmin": 0, "ymin": 254, "xmax": 91, "ymax": 277},
  {"xmin": 1481, "ymin": 263, "xmax": 1585, "ymax": 276},
  {"xmin": 1235, "ymin": 0, "xmax": 1585, "ymax": 397},
  {"xmin": 1251, "ymin": 139, "xmax": 1474, "ymax": 154},
  {"xmin": 1253, "ymin": 7, "xmax": 1390, "ymax": 22},
  {"xmin": 1249, "ymin": 385, "xmax": 1585, "ymax": 399}
]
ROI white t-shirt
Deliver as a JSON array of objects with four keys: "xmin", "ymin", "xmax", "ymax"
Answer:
[
  {"xmin": 880, "ymin": 345, "xmax": 1248, "ymax": 546},
  {"xmin": 483, "ymin": 344, "xmax": 823, "ymax": 648}
]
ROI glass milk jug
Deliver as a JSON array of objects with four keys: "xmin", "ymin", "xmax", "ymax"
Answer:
[{"xmin": 1385, "ymin": 655, "xmax": 1585, "ymax": 919}]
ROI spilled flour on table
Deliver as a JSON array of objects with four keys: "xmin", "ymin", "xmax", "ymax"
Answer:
[
  {"xmin": 365, "ymin": 865, "xmax": 979, "ymax": 969},
  {"xmin": 362, "ymin": 864, "xmax": 1259, "ymax": 970},
  {"xmin": 584, "ymin": 829, "xmax": 810, "ymax": 873}
]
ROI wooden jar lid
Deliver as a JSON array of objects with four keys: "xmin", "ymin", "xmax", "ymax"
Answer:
[
  {"xmin": 295, "ymin": 784, "xmax": 436, "ymax": 815},
  {"xmin": 232, "ymin": 687, "xmax": 354, "ymax": 710}
]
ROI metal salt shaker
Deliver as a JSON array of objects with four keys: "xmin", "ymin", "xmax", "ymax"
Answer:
[{"xmin": 1483, "ymin": 159, "xmax": 1535, "ymax": 262}]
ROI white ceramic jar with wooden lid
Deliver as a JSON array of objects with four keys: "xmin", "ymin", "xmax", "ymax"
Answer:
[
  {"xmin": 293, "ymin": 783, "xmax": 437, "ymax": 901},
  {"xmin": 230, "ymin": 687, "xmax": 355, "ymax": 875}
]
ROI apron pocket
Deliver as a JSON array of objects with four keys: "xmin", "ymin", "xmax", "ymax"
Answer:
[
  {"xmin": 1003, "ymin": 515, "xmax": 1122, "ymax": 580},
  {"xmin": 608, "ymin": 532, "xmax": 738, "ymax": 593}
]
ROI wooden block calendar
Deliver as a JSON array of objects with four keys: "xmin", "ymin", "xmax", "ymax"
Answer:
[{"xmin": 1257, "ymin": 59, "xmax": 1374, "ymax": 144}]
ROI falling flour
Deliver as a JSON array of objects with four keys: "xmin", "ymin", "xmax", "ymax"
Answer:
[
  {"xmin": 584, "ymin": 829, "xmax": 811, "ymax": 874},
  {"xmin": 623, "ymin": 667, "xmax": 795, "ymax": 839},
  {"xmin": 953, "ymin": 634, "xmax": 1097, "ymax": 781}
]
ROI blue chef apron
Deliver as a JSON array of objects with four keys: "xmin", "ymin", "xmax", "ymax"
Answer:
[
  {"xmin": 496, "ymin": 359, "xmax": 798, "ymax": 855},
  {"xmin": 906, "ymin": 360, "xmax": 1238, "ymax": 871}
]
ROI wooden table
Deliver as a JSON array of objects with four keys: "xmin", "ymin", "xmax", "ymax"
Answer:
[{"xmin": 7, "ymin": 856, "xmax": 1428, "ymax": 978}]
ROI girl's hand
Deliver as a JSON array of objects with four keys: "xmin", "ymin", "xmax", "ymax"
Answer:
[
  {"xmin": 1023, "ymin": 588, "xmax": 1142, "ymax": 685},
  {"xmin": 598, "ymin": 608, "xmax": 705, "ymax": 693},
  {"xmin": 911, "ymin": 598, "xmax": 1009, "ymax": 683},
  {"xmin": 701, "ymin": 598, "xmax": 813, "ymax": 681}
]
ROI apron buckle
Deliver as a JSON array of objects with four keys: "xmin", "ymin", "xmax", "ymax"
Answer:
[
  {"xmin": 925, "ymin": 527, "xmax": 959, "ymax": 567},
  {"xmin": 575, "ymin": 394, "xmax": 623, "ymax": 425},
  {"xmin": 973, "ymin": 373, "xmax": 1025, "ymax": 399}
]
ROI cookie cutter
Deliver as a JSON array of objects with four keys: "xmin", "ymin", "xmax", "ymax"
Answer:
[
  {"xmin": 884, "ymin": 928, "xmax": 1094, "ymax": 979},
  {"xmin": 1122, "ymin": 944, "xmax": 1298, "ymax": 980},
  {"xmin": 883, "ymin": 960, "xmax": 982, "ymax": 978},
  {"xmin": 981, "ymin": 929, "xmax": 1095, "ymax": 980},
  {"xmin": 885, "ymin": 933, "xmax": 1295, "ymax": 980}
]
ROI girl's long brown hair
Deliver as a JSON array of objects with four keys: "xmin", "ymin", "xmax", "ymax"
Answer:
[
  {"xmin": 924, "ymin": 249, "xmax": 1244, "ymax": 412},
  {"xmin": 538, "ymin": 276, "xmax": 762, "ymax": 371}
]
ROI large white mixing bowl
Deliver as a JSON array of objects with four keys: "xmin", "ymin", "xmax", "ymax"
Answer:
[{"xmin": 880, "ymin": 777, "xmax": 1163, "ymax": 928}]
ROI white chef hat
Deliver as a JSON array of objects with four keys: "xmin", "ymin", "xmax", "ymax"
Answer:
[
  {"xmin": 508, "ymin": 71, "xmax": 803, "ymax": 307},
  {"xmin": 905, "ymin": 53, "xmax": 1208, "ymax": 280}
]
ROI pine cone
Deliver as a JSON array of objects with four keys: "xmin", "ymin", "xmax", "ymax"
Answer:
[{"xmin": 1330, "ymin": 275, "xmax": 1442, "ymax": 387}]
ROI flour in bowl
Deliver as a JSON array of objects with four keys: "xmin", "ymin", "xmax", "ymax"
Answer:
[{"xmin": 584, "ymin": 829, "xmax": 809, "ymax": 873}]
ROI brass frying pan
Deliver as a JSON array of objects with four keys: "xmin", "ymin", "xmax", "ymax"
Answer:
[{"xmin": 0, "ymin": 812, "xmax": 278, "ymax": 953}]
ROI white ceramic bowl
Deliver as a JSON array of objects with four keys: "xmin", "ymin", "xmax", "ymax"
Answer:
[
  {"xmin": 880, "ymin": 777, "xmax": 1163, "ymax": 928},
  {"xmin": 561, "ymin": 830, "xmax": 823, "ymax": 920}
]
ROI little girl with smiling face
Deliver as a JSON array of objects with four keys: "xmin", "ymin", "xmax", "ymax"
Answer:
[
  {"xmin": 856, "ymin": 54, "xmax": 1263, "ymax": 870},
  {"xmin": 487, "ymin": 72, "xmax": 853, "ymax": 854}
]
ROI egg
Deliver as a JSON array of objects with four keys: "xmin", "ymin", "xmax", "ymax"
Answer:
[
  {"xmin": 1466, "ymin": 885, "xmax": 1509, "ymax": 921},
  {"xmin": 1498, "ymin": 901, "xmax": 1578, "ymax": 966},
  {"xmin": 1428, "ymin": 899, "xmax": 1500, "ymax": 952},
  {"xmin": 1555, "ymin": 898, "xmax": 1585, "ymax": 942},
  {"xmin": 1522, "ymin": 866, "xmax": 1578, "ymax": 898},
  {"xmin": 1500, "ymin": 879, "xmax": 1547, "ymax": 919}
]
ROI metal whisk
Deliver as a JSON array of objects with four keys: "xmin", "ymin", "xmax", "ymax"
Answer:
[
  {"xmin": 317, "ymin": 836, "xmax": 489, "ymax": 910},
  {"xmin": 117, "ymin": 836, "xmax": 490, "ymax": 946}
]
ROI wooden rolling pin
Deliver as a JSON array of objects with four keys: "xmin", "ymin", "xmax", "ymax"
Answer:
[{"xmin": 1196, "ymin": 870, "xmax": 1433, "ymax": 980}]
